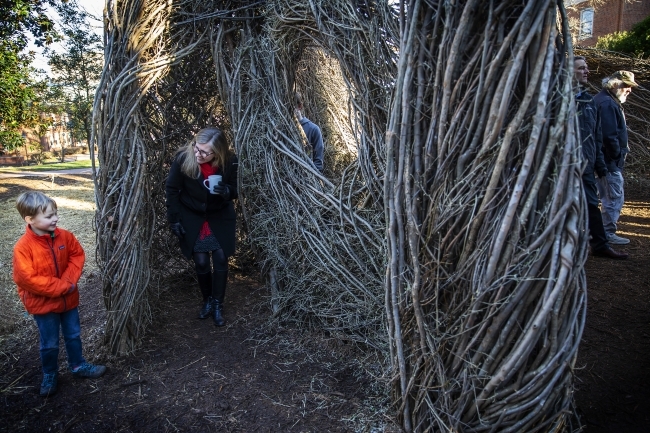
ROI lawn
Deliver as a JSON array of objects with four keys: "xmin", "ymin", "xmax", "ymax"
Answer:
[{"xmin": 0, "ymin": 159, "xmax": 97, "ymax": 172}]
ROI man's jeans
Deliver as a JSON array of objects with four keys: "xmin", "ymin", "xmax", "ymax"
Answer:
[
  {"xmin": 597, "ymin": 171, "xmax": 624, "ymax": 236},
  {"xmin": 33, "ymin": 308, "xmax": 85, "ymax": 375}
]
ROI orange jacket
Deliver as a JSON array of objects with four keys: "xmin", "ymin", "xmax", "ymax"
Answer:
[{"xmin": 13, "ymin": 226, "xmax": 85, "ymax": 315}]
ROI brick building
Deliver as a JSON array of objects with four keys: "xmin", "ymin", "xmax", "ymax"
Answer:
[
  {"xmin": 568, "ymin": 0, "xmax": 650, "ymax": 46},
  {"xmin": 19, "ymin": 113, "xmax": 74, "ymax": 153}
]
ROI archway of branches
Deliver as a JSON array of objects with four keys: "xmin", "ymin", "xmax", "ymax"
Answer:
[{"xmin": 93, "ymin": 1, "xmax": 585, "ymax": 431}]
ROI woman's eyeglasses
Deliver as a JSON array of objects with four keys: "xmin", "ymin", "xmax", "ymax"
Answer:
[{"xmin": 193, "ymin": 143, "xmax": 214, "ymax": 158}]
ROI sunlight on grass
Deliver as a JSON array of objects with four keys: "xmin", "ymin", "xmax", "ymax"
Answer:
[
  {"xmin": 622, "ymin": 201, "xmax": 650, "ymax": 218},
  {"xmin": 0, "ymin": 176, "xmax": 98, "ymax": 334},
  {"xmin": 620, "ymin": 200, "xmax": 650, "ymax": 240},
  {"xmin": 50, "ymin": 196, "xmax": 96, "ymax": 211},
  {"xmin": 618, "ymin": 231, "xmax": 650, "ymax": 239},
  {"xmin": 0, "ymin": 159, "xmax": 97, "ymax": 172}
]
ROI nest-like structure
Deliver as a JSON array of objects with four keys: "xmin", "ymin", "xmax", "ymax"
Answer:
[{"xmin": 93, "ymin": 1, "xmax": 588, "ymax": 431}]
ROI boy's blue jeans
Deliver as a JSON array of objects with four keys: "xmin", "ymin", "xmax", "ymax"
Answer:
[{"xmin": 33, "ymin": 308, "xmax": 86, "ymax": 375}]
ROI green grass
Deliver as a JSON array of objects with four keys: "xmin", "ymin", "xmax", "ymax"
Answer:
[{"xmin": 0, "ymin": 159, "xmax": 97, "ymax": 172}]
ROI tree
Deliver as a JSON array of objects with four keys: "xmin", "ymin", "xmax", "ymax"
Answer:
[
  {"xmin": 0, "ymin": 43, "xmax": 46, "ymax": 152},
  {"xmin": 0, "ymin": 0, "xmax": 57, "ymax": 153},
  {"xmin": 46, "ymin": 0, "xmax": 103, "ymax": 154},
  {"xmin": 596, "ymin": 14, "xmax": 650, "ymax": 58},
  {"xmin": 0, "ymin": 0, "xmax": 56, "ymax": 49}
]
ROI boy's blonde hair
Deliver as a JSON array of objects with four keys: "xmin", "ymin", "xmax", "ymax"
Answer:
[{"xmin": 16, "ymin": 192, "xmax": 58, "ymax": 219}]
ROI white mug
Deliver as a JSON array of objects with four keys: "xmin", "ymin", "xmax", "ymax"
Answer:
[{"xmin": 203, "ymin": 175, "xmax": 222, "ymax": 194}]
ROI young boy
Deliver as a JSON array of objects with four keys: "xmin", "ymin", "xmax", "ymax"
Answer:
[{"xmin": 12, "ymin": 191, "xmax": 106, "ymax": 397}]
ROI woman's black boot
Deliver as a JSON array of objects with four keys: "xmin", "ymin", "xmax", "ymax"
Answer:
[
  {"xmin": 211, "ymin": 270, "xmax": 227, "ymax": 326},
  {"xmin": 212, "ymin": 299, "xmax": 225, "ymax": 326},
  {"xmin": 199, "ymin": 296, "xmax": 213, "ymax": 319},
  {"xmin": 197, "ymin": 272, "xmax": 213, "ymax": 319}
]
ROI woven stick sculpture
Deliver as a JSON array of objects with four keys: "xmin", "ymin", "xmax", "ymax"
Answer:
[
  {"xmin": 92, "ymin": 0, "xmax": 171, "ymax": 354},
  {"xmin": 94, "ymin": 0, "xmax": 586, "ymax": 430},
  {"xmin": 384, "ymin": 1, "xmax": 586, "ymax": 431},
  {"xmin": 209, "ymin": 0, "xmax": 396, "ymax": 347},
  {"xmin": 93, "ymin": 0, "xmax": 212, "ymax": 353}
]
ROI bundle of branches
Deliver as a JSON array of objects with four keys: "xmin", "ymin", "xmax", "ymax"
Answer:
[
  {"xmin": 576, "ymin": 47, "xmax": 650, "ymax": 172},
  {"xmin": 93, "ymin": 0, "xmax": 394, "ymax": 353},
  {"xmin": 94, "ymin": 0, "xmax": 586, "ymax": 430},
  {"xmin": 211, "ymin": 0, "xmax": 397, "ymax": 347},
  {"xmin": 385, "ymin": 1, "xmax": 585, "ymax": 431},
  {"xmin": 93, "ymin": 0, "xmax": 224, "ymax": 353}
]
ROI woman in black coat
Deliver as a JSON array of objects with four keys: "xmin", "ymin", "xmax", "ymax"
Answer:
[{"xmin": 165, "ymin": 127, "xmax": 238, "ymax": 326}]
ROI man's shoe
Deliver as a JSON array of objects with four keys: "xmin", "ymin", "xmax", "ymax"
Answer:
[
  {"xmin": 71, "ymin": 362, "xmax": 107, "ymax": 379},
  {"xmin": 593, "ymin": 247, "xmax": 628, "ymax": 260},
  {"xmin": 40, "ymin": 373, "xmax": 57, "ymax": 396},
  {"xmin": 199, "ymin": 296, "xmax": 213, "ymax": 319},
  {"xmin": 606, "ymin": 233, "xmax": 630, "ymax": 245}
]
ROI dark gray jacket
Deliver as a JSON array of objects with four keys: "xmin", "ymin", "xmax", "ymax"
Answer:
[
  {"xmin": 299, "ymin": 117, "xmax": 324, "ymax": 172},
  {"xmin": 576, "ymin": 90, "xmax": 607, "ymax": 183},
  {"xmin": 593, "ymin": 89, "xmax": 628, "ymax": 173},
  {"xmin": 165, "ymin": 153, "xmax": 238, "ymax": 258}
]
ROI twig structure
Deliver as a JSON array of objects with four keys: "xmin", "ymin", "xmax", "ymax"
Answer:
[
  {"xmin": 93, "ymin": 1, "xmax": 589, "ymax": 431},
  {"xmin": 384, "ymin": 2, "xmax": 587, "ymax": 431}
]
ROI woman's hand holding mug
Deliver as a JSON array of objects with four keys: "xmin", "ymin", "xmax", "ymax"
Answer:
[
  {"xmin": 212, "ymin": 182, "xmax": 230, "ymax": 200},
  {"xmin": 203, "ymin": 175, "xmax": 222, "ymax": 194}
]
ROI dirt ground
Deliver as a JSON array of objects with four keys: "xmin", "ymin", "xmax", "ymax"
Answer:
[
  {"xmin": 573, "ymin": 179, "xmax": 650, "ymax": 433},
  {"xmin": 1, "ymin": 272, "xmax": 393, "ymax": 433},
  {"xmin": 0, "ymin": 172, "xmax": 649, "ymax": 432},
  {"xmin": 0, "ymin": 173, "xmax": 394, "ymax": 433}
]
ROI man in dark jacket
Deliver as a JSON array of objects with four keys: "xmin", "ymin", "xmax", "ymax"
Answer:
[
  {"xmin": 294, "ymin": 92, "xmax": 324, "ymax": 172},
  {"xmin": 574, "ymin": 57, "xmax": 627, "ymax": 259},
  {"xmin": 594, "ymin": 70, "xmax": 638, "ymax": 245}
]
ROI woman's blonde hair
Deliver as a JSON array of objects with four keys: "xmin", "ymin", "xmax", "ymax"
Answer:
[{"xmin": 177, "ymin": 127, "xmax": 233, "ymax": 178}]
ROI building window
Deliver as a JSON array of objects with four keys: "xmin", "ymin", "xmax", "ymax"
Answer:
[{"xmin": 580, "ymin": 8, "xmax": 594, "ymax": 39}]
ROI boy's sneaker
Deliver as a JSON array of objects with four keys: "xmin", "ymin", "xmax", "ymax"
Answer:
[
  {"xmin": 71, "ymin": 362, "xmax": 107, "ymax": 379},
  {"xmin": 607, "ymin": 233, "xmax": 630, "ymax": 245},
  {"xmin": 40, "ymin": 373, "xmax": 58, "ymax": 396}
]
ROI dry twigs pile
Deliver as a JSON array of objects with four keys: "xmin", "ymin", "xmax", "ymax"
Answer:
[{"xmin": 94, "ymin": 0, "xmax": 587, "ymax": 431}]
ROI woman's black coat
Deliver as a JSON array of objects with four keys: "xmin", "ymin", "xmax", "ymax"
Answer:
[{"xmin": 165, "ymin": 153, "xmax": 238, "ymax": 259}]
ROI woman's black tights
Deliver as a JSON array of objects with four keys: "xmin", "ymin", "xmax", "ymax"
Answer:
[{"xmin": 193, "ymin": 249, "xmax": 228, "ymax": 303}]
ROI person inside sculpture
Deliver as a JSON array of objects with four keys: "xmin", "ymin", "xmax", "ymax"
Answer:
[
  {"xmin": 573, "ymin": 56, "xmax": 627, "ymax": 260},
  {"xmin": 593, "ymin": 70, "xmax": 638, "ymax": 246},
  {"xmin": 294, "ymin": 91, "xmax": 324, "ymax": 172},
  {"xmin": 13, "ymin": 192, "xmax": 107, "ymax": 397},
  {"xmin": 165, "ymin": 127, "xmax": 239, "ymax": 326}
]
